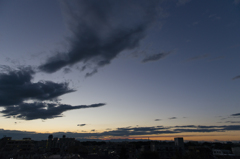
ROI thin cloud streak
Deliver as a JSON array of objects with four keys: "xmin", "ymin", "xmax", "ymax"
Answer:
[
  {"xmin": 232, "ymin": 75, "xmax": 240, "ymax": 80},
  {"xmin": 225, "ymin": 121, "xmax": 240, "ymax": 124},
  {"xmin": 231, "ymin": 113, "xmax": 240, "ymax": 116},
  {"xmin": 142, "ymin": 52, "xmax": 171, "ymax": 63},
  {"xmin": 1, "ymin": 124, "xmax": 240, "ymax": 140},
  {"xmin": 1, "ymin": 103, "xmax": 105, "ymax": 120},
  {"xmin": 186, "ymin": 54, "xmax": 208, "ymax": 62}
]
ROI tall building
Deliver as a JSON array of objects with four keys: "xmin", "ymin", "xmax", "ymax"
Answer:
[
  {"xmin": 174, "ymin": 137, "xmax": 184, "ymax": 147},
  {"xmin": 48, "ymin": 135, "xmax": 53, "ymax": 141}
]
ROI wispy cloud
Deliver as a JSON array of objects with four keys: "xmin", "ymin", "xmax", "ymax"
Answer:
[
  {"xmin": 155, "ymin": 119, "xmax": 161, "ymax": 121},
  {"xmin": 232, "ymin": 75, "xmax": 240, "ymax": 80},
  {"xmin": 169, "ymin": 117, "xmax": 177, "ymax": 120},
  {"xmin": 186, "ymin": 54, "xmax": 208, "ymax": 62},
  {"xmin": 142, "ymin": 52, "xmax": 171, "ymax": 63}
]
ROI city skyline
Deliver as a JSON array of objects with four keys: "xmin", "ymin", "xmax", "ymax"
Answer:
[{"xmin": 0, "ymin": 0, "xmax": 240, "ymax": 141}]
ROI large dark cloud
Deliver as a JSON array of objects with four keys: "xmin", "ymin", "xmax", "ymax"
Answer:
[
  {"xmin": 1, "ymin": 124, "xmax": 240, "ymax": 140},
  {"xmin": 1, "ymin": 102, "xmax": 105, "ymax": 120},
  {"xmin": 0, "ymin": 66, "xmax": 105, "ymax": 120},
  {"xmin": 0, "ymin": 66, "xmax": 75, "ymax": 106},
  {"xmin": 39, "ymin": 0, "xmax": 162, "ymax": 76}
]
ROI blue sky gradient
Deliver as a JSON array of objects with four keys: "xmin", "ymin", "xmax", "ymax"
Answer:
[{"xmin": 0, "ymin": 0, "xmax": 239, "ymax": 141}]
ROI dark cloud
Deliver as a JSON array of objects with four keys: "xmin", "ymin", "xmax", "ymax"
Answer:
[
  {"xmin": 1, "ymin": 102, "xmax": 105, "ymax": 120},
  {"xmin": 197, "ymin": 125, "xmax": 221, "ymax": 129},
  {"xmin": 78, "ymin": 124, "xmax": 86, "ymax": 126},
  {"xmin": 142, "ymin": 52, "xmax": 171, "ymax": 63},
  {"xmin": 155, "ymin": 119, "xmax": 161, "ymax": 121},
  {"xmin": 232, "ymin": 75, "xmax": 240, "ymax": 80},
  {"xmin": 169, "ymin": 117, "xmax": 177, "ymax": 120},
  {"xmin": 0, "ymin": 66, "xmax": 75, "ymax": 106},
  {"xmin": 173, "ymin": 125, "xmax": 240, "ymax": 132},
  {"xmin": 0, "ymin": 66, "xmax": 106, "ymax": 120},
  {"xmin": 174, "ymin": 125, "xmax": 196, "ymax": 128},
  {"xmin": 231, "ymin": 113, "xmax": 240, "ymax": 116},
  {"xmin": 39, "ymin": 0, "xmax": 162, "ymax": 76},
  {"xmin": 174, "ymin": 128, "xmax": 221, "ymax": 133},
  {"xmin": 222, "ymin": 125, "xmax": 240, "ymax": 131},
  {"xmin": 174, "ymin": 125, "xmax": 207, "ymax": 129},
  {"xmin": 99, "ymin": 126, "xmax": 175, "ymax": 137}
]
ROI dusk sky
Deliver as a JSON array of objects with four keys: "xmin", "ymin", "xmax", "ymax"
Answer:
[{"xmin": 0, "ymin": 0, "xmax": 240, "ymax": 141}]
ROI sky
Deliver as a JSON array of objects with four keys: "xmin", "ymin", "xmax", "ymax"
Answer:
[{"xmin": 0, "ymin": 0, "xmax": 240, "ymax": 142}]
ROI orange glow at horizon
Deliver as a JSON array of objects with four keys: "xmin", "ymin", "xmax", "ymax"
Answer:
[{"xmin": 88, "ymin": 131, "xmax": 240, "ymax": 142}]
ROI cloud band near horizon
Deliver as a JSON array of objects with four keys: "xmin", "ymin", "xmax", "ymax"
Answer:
[{"xmin": 1, "ymin": 124, "xmax": 240, "ymax": 140}]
